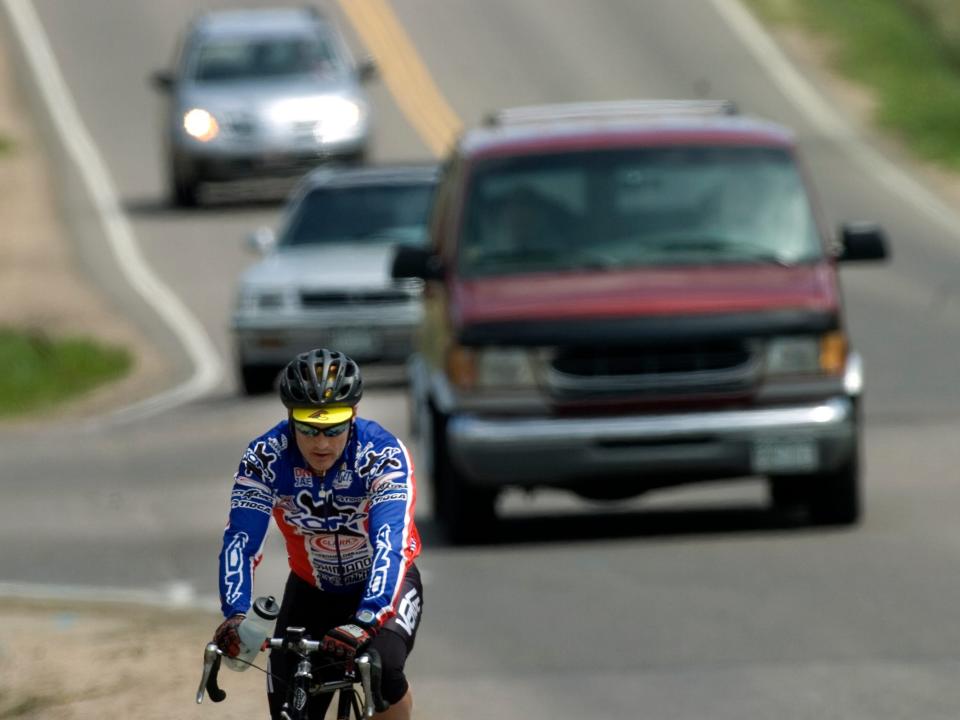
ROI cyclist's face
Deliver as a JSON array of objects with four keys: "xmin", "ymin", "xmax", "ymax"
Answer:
[{"xmin": 293, "ymin": 417, "xmax": 352, "ymax": 475}]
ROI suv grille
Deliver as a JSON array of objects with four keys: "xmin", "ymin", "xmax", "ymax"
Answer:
[{"xmin": 547, "ymin": 342, "xmax": 760, "ymax": 396}]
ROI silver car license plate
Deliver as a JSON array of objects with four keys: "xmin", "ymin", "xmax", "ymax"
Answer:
[
  {"xmin": 329, "ymin": 329, "xmax": 380, "ymax": 358},
  {"xmin": 751, "ymin": 438, "xmax": 819, "ymax": 473}
]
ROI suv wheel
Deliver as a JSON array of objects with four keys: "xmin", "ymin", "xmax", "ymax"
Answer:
[{"xmin": 426, "ymin": 406, "xmax": 498, "ymax": 544}]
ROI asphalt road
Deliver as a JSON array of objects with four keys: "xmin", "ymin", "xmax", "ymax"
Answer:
[{"xmin": 4, "ymin": 1, "xmax": 960, "ymax": 718}]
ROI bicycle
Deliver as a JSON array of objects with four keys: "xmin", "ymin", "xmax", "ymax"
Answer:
[{"xmin": 196, "ymin": 624, "xmax": 387, "ymax": 720}]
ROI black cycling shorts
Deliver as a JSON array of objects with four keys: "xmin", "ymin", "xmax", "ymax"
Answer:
[{"xmin": 266, "ymin": 565, "xmax": 423, "ymax": 719}]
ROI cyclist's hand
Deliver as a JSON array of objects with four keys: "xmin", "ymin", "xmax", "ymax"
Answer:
[
  {"xmin": 213, "ymin": 614, "xmax": 245, "ymax": 658},
  {"xmin": 321, "ymin": 622, "xmax": 374, "ymax": 660}
]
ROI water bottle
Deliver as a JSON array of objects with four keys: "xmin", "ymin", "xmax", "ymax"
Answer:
[{"xmin": 224, "ymin": 595, "xmax": 280, "ymax": 672}]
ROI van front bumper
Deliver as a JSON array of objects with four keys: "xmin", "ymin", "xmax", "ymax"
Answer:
[{"xmin": 446, "ymin": 397, "xmax": 857, "ymax": 487}]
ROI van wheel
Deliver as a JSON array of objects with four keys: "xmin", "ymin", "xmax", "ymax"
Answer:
[
  {"xmin": 769, "ymin": 457, "xmax": 860, "ymax": 526},
  {"xmin": 426, "ymin": 407, "xmax": 498, "ymax": 544},
  {"xmin": 806, "ymin": 457, "xmax": 860, "ymax": 525}
]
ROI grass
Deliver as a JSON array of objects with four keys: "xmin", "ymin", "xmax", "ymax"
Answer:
[
  {"xmin": 0, "ymin": 135, "xmax": 12, "ymax": 155},
  {"xmin": 745, "ymin": 0, "xmax": 960, "ymax": 169},
  {"xmin": 0, "ymin": 329, "xmax": 131, "ymax": 416}
]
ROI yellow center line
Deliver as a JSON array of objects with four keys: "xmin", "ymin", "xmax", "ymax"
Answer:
[
  {"xmin": 336, "ymin": 0, "xmax": 463, "ymax": 157},
  {"xmin": 342, "ymin": 0, "xmax": 460, "ymax": 152}
]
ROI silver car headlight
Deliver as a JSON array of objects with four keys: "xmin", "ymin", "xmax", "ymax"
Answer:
[
  {"xmin": 765, "ymin": 333, "xmax": 847, "ymax": 376},
  {"xmin": 238, "ymin": 288, "xmax": 293, "ymax": 312},
  {"xmin": 182, "ymin": 108, "xmax": 219, "ymax": 141},
  {"xmin": 268, "ymin": 96, "xmax": 363, "ymax": 141}
]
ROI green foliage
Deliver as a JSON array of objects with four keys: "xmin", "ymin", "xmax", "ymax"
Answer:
[
  {"xmin": 0, "ymin": 329, "xmax": 131, "ymax": 416},
  {"xmin": 744, "ymin": 0, "xmax": 960, "ymax": 169}
]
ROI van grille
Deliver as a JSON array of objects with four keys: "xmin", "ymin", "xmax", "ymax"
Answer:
[{"xmin": 547, "ymin": 341, "xmax": 759, "ymax": 395}]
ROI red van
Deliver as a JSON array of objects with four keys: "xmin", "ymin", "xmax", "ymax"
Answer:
[{"xmin": 392, "ymin": 100, "xmax": 888, "ymax": 542}]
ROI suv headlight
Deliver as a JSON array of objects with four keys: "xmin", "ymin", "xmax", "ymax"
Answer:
[
  {"xmin": 447, "ymin": 346, "xmax": 537, "ymax": 390},
  {"xmin": 765, "ymin": 332, "xmax": 847, "ymax": 376}
]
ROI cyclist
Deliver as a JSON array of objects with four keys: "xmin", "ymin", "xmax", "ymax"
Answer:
[{"xmin": 213, "ymin": 348, "xmax": 423, "ymax": 720}]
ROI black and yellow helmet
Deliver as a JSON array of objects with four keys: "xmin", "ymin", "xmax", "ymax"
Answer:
[{"xmin": 279, "ymin": 348, "xmax": 363, "ymax": 410}]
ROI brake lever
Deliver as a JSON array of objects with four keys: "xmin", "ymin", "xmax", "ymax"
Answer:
[
  {"xmin": 196, "ymin": 642, "xmax": 226, "ymax": 704},
  {"xmin": 355, "ymin": 654, "xmax": 374, "ymax": 718}
]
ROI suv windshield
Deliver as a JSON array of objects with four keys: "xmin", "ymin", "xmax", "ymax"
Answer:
[
  {"xmin": 280, "ymin": 183, "xmax": 435, "ymax": 248},
  {"xmin": 190, "ymin": 33, "xmax": 340, "ymax": 82},
  {"xmin": 460, "ymin": 146, "xmax": 823, "ymax": 276}
]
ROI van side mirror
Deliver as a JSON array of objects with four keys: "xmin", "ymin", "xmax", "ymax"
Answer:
[
  {"xmin": 357, "ymin": 57, "xmax": 377, "ymax": 84},
  {"xmin": 150, "ymin": 70, "xmax": 175, "ymax": 93},
  {"xmin": 837, "ymin": 222, "xmax": 889, "ymax": 262},
  {"xmin": 247, "ymin": 227, "xmax": 277, "ymax": 255},
  {"xmin": 392, "ymin": 245, "xmax": 444, "ymax": 281}
]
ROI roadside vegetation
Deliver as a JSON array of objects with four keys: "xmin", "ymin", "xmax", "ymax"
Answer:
[
  {"xmin": 0, "ymin": 134, "xmax": 132, "ymax": 417},
  {"xmin": 746, "ymin": 0, "xmax": 960, "ymax": 169},
  {"xmin": 0, "ymin": 330, "xmax": 131, "ymax": 417}
]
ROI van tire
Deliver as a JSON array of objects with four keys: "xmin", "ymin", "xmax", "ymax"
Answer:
[
  {"xmin": 769, "ymin": 457, "xmax": 860, "ymax": 526},
  {"xmin": 426, "ymin": 406, "xmax": 498, "ymax": 544},
  {"xmin": 806, "ymin": 457, "xmax": 860, "ymax": 525}
]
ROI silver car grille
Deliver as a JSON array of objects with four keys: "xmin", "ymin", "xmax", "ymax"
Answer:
[
  {"xmin": 223, "ymin": 111, "xmax": 256, "ymax": 136},
  {"xmin": 300, "ymin": 289, "xmax": 416, "ymax": 307}
]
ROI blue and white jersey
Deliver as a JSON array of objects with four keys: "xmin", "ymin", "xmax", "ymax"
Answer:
[{"xmin": 218, "ymin": 417, "xmax": 421, "ymax": 627}]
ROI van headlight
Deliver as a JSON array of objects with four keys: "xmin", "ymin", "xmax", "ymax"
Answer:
[
  {"xmin": 765, "ymin": 332, "xmax": 847, "ymax": 375},
  {"xmin": 446, "ymin": 346, "xmax": 537, "ymax": 390}
]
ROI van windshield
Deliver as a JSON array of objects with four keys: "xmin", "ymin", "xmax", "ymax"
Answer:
[{"xmin": 459, "ymin": 146, "xmax": 823, "ymax": 276}]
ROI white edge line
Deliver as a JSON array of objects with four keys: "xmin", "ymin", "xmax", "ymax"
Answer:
[
  {"xmin": 713, "ymin": 0, "xmax": 960, "ymax": 239},
  {"xmin": 0, "ymin": 581, "xmax": 220, "ymax": 613},
  {"xmin": 1, "ymin": 0, "xmax": 223, "ymax": 427}
]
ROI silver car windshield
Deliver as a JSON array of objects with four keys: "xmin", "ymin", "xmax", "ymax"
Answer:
[
  {"xmin": 189, "ymin": 33, "xmax": 341, "ymax": 82},
  {"xmin": 460, "ymin": 146, "xmax": 823, "ymax": 277},
  {"xmin": 280, "ymin": 184, "xmax": 435, "ymax": 247}
]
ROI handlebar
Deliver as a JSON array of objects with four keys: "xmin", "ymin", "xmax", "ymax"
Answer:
[
  {"xmin": 196, "ymin": 643, "xmax": 226, "ymax": 704},
  {"xmin": 197, "ymin": 631, "xmax": 386, "ymax": 717}
]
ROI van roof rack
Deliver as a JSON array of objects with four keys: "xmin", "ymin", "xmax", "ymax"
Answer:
[{"xmin": 484, "ymin": 99, "xmax": 739, "ymax": 127}]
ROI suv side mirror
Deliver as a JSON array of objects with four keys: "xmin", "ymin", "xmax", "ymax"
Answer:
[
  {"xmin": 150, "ymin": 70, "xmax": 175, "ymax": 93},
  {"xmin": 357, "ymin": 57, "xmax": 377, "ymax": 84},
  {"xmin": 392, "ymin": 245, "xmax": 444, "ymax": 281},
  {"xmin": 836, "ymin": 222, "xmax": 889, "ymax": 262},
  {"xmin": 247, "ymin": 227, "xmax": 277, "ymax": 255}
]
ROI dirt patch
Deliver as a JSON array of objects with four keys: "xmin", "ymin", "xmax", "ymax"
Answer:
[{"xmin": 0, "ymin": 599, "xmax": 266, "ymax": 720}]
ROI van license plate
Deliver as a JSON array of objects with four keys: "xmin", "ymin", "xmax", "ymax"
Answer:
[{"xmin": 752, "ymin": 438, "xmax": 819, "ymax": 473}]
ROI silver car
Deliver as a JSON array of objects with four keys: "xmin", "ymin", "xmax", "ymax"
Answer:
[
  {"xmin": 150, "ymin": 7, "xmax": 374, "ymax": 206},
  {"xmin": 233, "ymin": 164, "xmax": 438, "ymax": 394}
]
